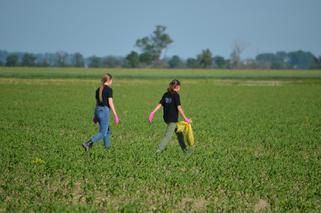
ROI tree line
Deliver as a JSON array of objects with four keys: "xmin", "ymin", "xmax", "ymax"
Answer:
[{"xmin": 1, "ymin": 25, "xmax": 320, "ymax": 69}]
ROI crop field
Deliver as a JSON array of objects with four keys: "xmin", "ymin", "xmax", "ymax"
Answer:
[{"xmin": 0, "ymin": 68, "xmax": 320, "ymax": 212}]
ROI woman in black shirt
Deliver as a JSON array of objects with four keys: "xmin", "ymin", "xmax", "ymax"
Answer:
[
  {"xmin": 82, "ymin": 73, "xmax": 119, "ymax": 151},
  {"xmin": 148, "ymin": 79, "xmax": 192, "ymax": 154}
]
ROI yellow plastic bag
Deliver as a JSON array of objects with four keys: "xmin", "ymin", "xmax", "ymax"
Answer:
[{"xmin": 176, "ymin": 121, "xmax": 195, "ymax": 146}]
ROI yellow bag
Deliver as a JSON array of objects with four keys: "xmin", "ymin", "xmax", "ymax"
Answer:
[{"xmin": 176, "ymin": 121, "xmax": 195, "ymax": 146}]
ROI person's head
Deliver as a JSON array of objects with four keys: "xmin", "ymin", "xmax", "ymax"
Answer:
[
  {"xmin": 167, "ymin": 79, "xmax": 181, "ymax": 93},
  {"xmin": 101, "ymin": 73, "xmax": 113, "ymax": 85}
]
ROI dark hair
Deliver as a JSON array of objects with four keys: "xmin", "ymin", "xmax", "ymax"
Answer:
[{"xmin": 167, "ymin": 79, "xmax": 181, "ymax": 93}]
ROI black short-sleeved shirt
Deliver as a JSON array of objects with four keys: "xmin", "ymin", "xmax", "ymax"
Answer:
[
  {"xmin": 160, "ymin": 91, "xmax": 181, "ymax": 123},
  {"xmin": 96, "ymin": 86, "xmax": 113, "ymax": 108}
]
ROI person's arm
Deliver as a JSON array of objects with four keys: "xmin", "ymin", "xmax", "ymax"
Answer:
[
  {"xmin": 175, "ymin": 93, "xmax": 191, "ymax": 123},
  {"xmin": 151, "ymin": 103, "xmax": 162, "ymax": 113},
  {"xmin": 178, "ymin": 105, "xmax": 191, "ymax": 123},
  {"xmin": 177, "ymin": 105, "xmax": 187, "ymax": 120},
  {"xmin": 148, "ymin": 103, "xmax": 162, "ymax": 123},
  {"xmin": 108, "ymin": 97, "xmax": 119, "ymax": 124}
]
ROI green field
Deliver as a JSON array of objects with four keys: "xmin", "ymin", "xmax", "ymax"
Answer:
[
  {"xmin": 0, "ymin": 68, "xmax": 320, "ymax": 212},
  {"xmin": 1, "ymin": 67, "xmax": 321, "ymax": 80}
]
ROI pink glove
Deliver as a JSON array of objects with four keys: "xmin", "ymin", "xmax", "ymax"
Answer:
[
  {"xmin": 114, "ymin": 115, "xmax": 119, "ymax": 125},
  {"xmin": 148, "ymin": 112, "xmax": 155, "ymax": 124},
  {"xmin": 184, "ymin": 117, "xmax": 191, "ymax": 124},
  {"xmin": 92, "ymin": 116, "xmax": 98, "ymax": 124}
]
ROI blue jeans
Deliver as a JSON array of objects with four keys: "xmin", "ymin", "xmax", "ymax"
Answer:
[{"xmin": 91, "ymin": 106, "xmax": 110, "ymax": 149}]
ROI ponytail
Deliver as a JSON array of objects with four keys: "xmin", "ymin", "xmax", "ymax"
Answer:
[{"xmin": 99, "ymin": 73, "xmax": 112, "ymax": 103}]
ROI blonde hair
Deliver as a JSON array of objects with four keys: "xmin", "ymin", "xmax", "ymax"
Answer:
[
  {"xmin": 167, "ymin": 79, "xmax": 181, "ymax": 93},
  {"xmin": 99, "ymin": 73, "xmax": 112, "ymax": 103}
]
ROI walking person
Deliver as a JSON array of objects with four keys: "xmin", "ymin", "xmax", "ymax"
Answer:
[
  {"xmin": 148, "ymin": 79, "xmax": 192, "ymax": 154},
  {"xmin": 82, "ymin": 73, "xmax": 119, "ymax": 151}
]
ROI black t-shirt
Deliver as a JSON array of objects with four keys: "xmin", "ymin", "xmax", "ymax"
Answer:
[
  {"xmin": 96, "ymin": 86, "xmax": 113, "ymax": 107},
  {"xmin": 160, "ymin": 91, "xmax": 181, "ymax": 123}
]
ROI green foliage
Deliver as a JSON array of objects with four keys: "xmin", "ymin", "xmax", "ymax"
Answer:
[
  {"xmin": 288, "ymin": 50, "xmax": 317, "ymax": 69},
  {"xmin": 102, "ymin": 56, "xmax": 124, "ymax": 68},
  {"xmin": 213, "ymin": 56, "xmax": 226, "ymax": 68},
  {"xmin": 22, "ymin": 53, "xmax": 37, "ymax": 67},
  {"xmin": 197, "ymin": 49, "xmax": 213, "ymax": 68},
  {"xmin": 139, "ymin": 53, "xmax": 153, "ymax": 65},
  {"xmin": 0, "ymin": 68, "xmax": 320, "ymax": 211},
  {"xmin": 125, "ymin": 51, "xmax": 140, "ymax": 68},
  {"xmin": 73, "ymin": 53, "xmax": 85, "ymax": 67},
  {"xmin": 5, "ymin": 54, "xmax": 19, "ymax": 66},
  {"xmin": 88, "ymin": 56, "xmax": 102, "ymax": 68},
  {"xmin": 186, "ymin": 58, "xmax": 198, "ymax": 68},
  {"xmin": 168, "ymin": 55, "xmax": 184, "ymax": 68},
  {"xmin": 38, "ymin": 58, "xmax": 50, "ymax": 67},
  {"xmin": 55, "ymin": 51, "xmax": 69, "ymax": 67},
  {"xmin": 135, "ymin": 25, "xmax": 173, "ymax": 64}
]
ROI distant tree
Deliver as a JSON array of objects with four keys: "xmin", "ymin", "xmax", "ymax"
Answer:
[
  {"xmin": 287, "ymin": 50, "xmax": 316, "ymax": 69},
  {"xmin": 197, "ymin": 49, "xmax": 212, "ymax": 68},
  {"xmin": 0, "ymin": 61, "xmax": 3, "ymax": 66},
  {"xmin": 73, "ymin": 52, "xmax": 85, "ymax": 67},
  {"xmin": 230, "ymin": 41, "xmax": 246, "ymax": 69},
  {"xmin": 136, "ymin": 25, "xmax": 173, "ymax": 65},
  {"xmin": 102, "ymin": 56, "xmax": 124, "ymax": 68},
  {"xmin": 6, "ymin": 54, "xmax": 19, "ymax": 66},
  {"xmin": 55, "ymin": 51, "xmax": 68, "ymax": 67},
  {"xmin": 256, "ymin": 53, "xmax": 276, "ymax": 69},
  {"xmin": 22, "ymin": 53, "xmax": 37, "ymax": 66},
  {"xmin": 186, "ymin": 58, "xmax": 198, "ymax": 68},
  {"xmin": 317, "ymin": 56, "xmax": 321, "ymax": 69},
  {"xmin": 88, "ymin": 56, "xmax": 102, "ymax": 68},
  {"xmin": 139, "ymin": 52, "xmax": 153, "ymax": 65},
  {"xmin": 168, "ymin": 55, "xmax": 184, "ymax": 68},
  {"xmin": 256, "ymin": 52, "xmax": 289, "ymax": 69},
  {"xmin": 213, "ymin": 56, "xmax": 226, "ymax": 69},
  {"xmin": 38, "ymin": 58, "xmax": 49, "ymax": 67},
  {"xmin": 125, "ymin": 51, "xmax": 140, "ymax": 68},
  {"xmin": 275, "ymin": 51, "xmax": 289, "ymax": 69},
  {"xmin": 0, "ymin": 50, "xmax": 8, "ymax": 64}
]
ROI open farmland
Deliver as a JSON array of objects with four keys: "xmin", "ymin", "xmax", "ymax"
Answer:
[{"xmin": 0, "ymin": 68, "xmax": 320, "ymax": 212}]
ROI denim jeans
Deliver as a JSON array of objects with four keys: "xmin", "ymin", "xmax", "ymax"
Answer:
[
  {"xmin": 158, "ymin": 122, "xmax": 187, "ymax": 152},
  {"xmin": 91, "ymin": 106, "xmax": 110, "ymax": 149}
]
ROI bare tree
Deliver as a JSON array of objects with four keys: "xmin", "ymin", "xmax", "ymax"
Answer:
[{"xmin": 230, "ymin": 41, "xmax": 248, "ymax": 69}]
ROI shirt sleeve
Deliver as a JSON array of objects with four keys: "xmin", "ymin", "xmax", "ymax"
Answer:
[
  {"xmin": 109, "ymin": 88, "xmax": 113, "ymax": 98},
  {"xmin": 174, "ymin": 93, "xmax": 181, "ymax": 106},
  {"xmin": 104, "ymin": 87, "xmax": 113, "ymax": 98}
]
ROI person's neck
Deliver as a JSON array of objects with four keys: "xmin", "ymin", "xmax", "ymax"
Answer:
[{"xmin": 103, "ymin": 82, "xmax": 110, "ymax": 86}]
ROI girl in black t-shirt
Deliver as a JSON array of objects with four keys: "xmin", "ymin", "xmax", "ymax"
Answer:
[
  {"xmin": 82, "ymin": 73, "xmax": 119, "ymax": 151},
  {"xmin": 148, "ymin": 79, "xmax": 192, "ymax": 154}
]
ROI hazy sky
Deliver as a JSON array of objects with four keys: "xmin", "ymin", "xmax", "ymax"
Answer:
[{"xmin": 1, "ymin": 0, "xmax": 321, "ymax": 58}]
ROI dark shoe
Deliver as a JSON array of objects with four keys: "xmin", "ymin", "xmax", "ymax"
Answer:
[{"xmin": 82, "ymin": 140, "xmax": 93, "ymax": 152}]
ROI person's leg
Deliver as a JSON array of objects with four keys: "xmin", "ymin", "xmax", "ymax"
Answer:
[
  {"xmin": 157, "ymin": 123, "xmax": 176, "ymax": 152},
  {"xmin": 175, "ymin": 130, "xmax": 187, "ymax": 151},
  {"xmin": 176, "ymin": 131, "xmax": 193, "ymax": 155},
  {"xmin": 102, "ymin": 108, "xmax": 111, "ymax": 149},
  {"xmin": 83, "ymin": 107, "xmax": 106, "ymax": 151},
  {"xmin": 91, "ymin": 107, "xmax": 106, "ymax": 144}
]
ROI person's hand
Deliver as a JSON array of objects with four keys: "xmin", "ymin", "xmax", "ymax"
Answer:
[
  {"xmin": 114, "ymin": 115, "xmax": 119, "ymax": 125},
  {"xmin": 92, "ymin": 116, "xmax": 98, "ymax": 124},
  {"xmin": 148, "ymin": 112, "xmax": 155, "ymax": 124},
  {"xmin": 184, "ymin": 117, "xmax": 191, "ymax": 124}
]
